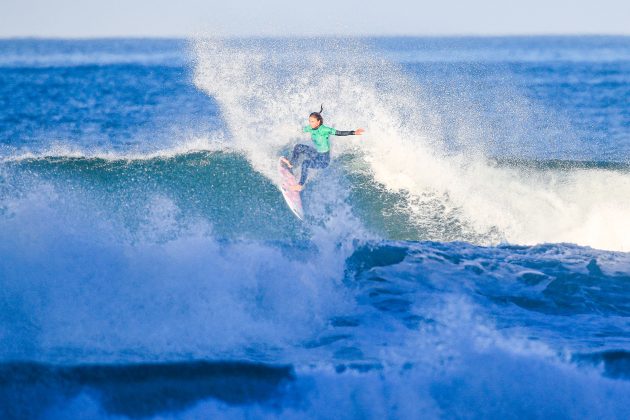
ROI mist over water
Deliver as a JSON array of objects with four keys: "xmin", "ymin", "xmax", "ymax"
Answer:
[{"xmin": 1, "ymin": 37, "xmax": 630, "ymax": 418}]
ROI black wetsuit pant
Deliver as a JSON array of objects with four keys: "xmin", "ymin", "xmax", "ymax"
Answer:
[{"xmin": 289, "ymin": 144, "xmax": 330, "ymax": 186}]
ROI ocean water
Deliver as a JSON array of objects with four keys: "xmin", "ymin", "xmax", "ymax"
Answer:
[{"xmin": 1, "ymin": 36, "xmax": 630, "ymax": 419}]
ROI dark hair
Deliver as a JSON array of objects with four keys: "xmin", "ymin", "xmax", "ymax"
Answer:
[{"xmin": 309, "ymin": 104, "xmax": 324, "ymax": 126}]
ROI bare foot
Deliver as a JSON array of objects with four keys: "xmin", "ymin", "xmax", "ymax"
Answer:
[
  {"xmin": 280, "ymin": 157, "xmax": 293, "ymax": 168},
  {"xmin": 291, "ymin": 184, "xmax": 304, "ymax": 192}
]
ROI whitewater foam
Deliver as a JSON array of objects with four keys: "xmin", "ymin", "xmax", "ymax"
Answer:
[{"xmin": 0, "ymin": 181, "xmax": 357, "ymax": 363}]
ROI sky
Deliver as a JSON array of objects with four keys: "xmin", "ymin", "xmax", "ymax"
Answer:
[{"xmin": 1, "ymin": 0, "xmax": 630, "ymax": 38}]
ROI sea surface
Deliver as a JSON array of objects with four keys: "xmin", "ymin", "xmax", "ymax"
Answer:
[{"xmin": 1, "ymin": 36, "xmax": 630, "ymax": 419}]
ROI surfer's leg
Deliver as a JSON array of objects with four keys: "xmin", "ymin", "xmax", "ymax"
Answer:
[
  {"xmin": 299, "ymin": 158, "xmax": 313, "ymax": 185},
  {"xmin": 298, "ymin": 151, "xmax": 328, "ymax": 186},
  {"xmin": 290, "ymin": 145, "xmax": 318, "ymax": 185},
  {"xmin": 290, "ymin": 144, "xmax": 315, "ymax": 168}
]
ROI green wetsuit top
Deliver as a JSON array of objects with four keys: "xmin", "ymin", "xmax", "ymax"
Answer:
[{"xmin": 303, "ymin": 125, "xmax": 355, "ymax": 153}]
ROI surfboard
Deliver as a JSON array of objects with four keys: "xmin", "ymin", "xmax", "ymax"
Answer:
[{"xmin": 278, "ymin": 158, "xmax": 304, "ymax": 220}]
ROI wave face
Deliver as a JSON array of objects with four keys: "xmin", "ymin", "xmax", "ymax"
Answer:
[{"xmin": 1, "ymin": 38, "xmax": 630, "ymax": 419}]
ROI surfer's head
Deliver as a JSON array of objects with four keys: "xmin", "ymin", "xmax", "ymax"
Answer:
[{"xmin": 309, "ymin": 104, "xmax": 324, "ymax": 129}]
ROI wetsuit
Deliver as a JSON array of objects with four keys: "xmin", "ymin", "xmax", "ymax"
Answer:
[{"xmin": 289, "ymin": 125, "xmax": 355, "ymax": 186}]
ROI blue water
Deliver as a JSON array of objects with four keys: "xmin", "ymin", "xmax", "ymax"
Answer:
[{"xmin": 1, "ymin": 37, "xmax": 630, "ymax": 419}]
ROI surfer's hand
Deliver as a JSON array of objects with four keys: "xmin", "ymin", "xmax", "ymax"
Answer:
[{"xmin": 354, "ymin": 128, "xmax": 365, "ymax": 135}]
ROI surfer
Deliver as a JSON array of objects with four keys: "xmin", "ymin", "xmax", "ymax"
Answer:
[{"xmin": 280, "ymin": 105, "xmax": 364, "ymax": 191}]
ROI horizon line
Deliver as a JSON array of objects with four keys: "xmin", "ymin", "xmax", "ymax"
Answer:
[{"xmin": 1, "ymin": 33, "xmax": 630, "ymax": 41}]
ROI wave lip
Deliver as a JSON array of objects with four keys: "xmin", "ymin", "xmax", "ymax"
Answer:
[{"xmin": 0, "ymin": 360, "xmax": 294, "ymax": 419}]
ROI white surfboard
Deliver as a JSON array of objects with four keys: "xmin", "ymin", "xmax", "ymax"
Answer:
[{"xmin": 278, "ymin": 158, "xmax": 304, "ymax": 220}]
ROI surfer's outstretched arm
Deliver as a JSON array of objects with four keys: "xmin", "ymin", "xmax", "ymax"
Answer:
[{"xmin": 335, "ymin": 128, "xmax": 365, "ymax": 136}]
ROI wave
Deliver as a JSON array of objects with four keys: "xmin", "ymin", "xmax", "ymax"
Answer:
[
  {"xmin": 2, "ymin": 158, "xmax": 630, "ymax": 417},
  {"xmin": 2, "ymin": 177, "xmax": 629, "ymax": 363},
  {"xmin": 3, "ymin": 351, "xmax": 630, "ymax": 419},
  {"xmin": 190, "ymin": 38, "xmax": 630, "ymax": 252},
  {"xmin": 3, "ymin": 37, "xmax": 629, "ymax": 250},
  {"xmin": 0, "ymin": 360, "xmax": 293, "ymax": 419},
  {"xmin": 3, "ymin": 147, "xmax": 630, "ymax": 250}
]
